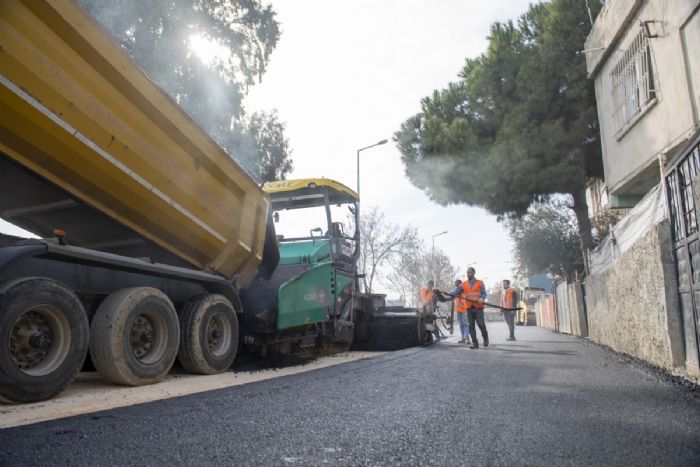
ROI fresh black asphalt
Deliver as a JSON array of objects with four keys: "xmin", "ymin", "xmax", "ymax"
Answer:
[{"xmin": 1, "ymin": 323, "xmax": 699, "ymax": 466}]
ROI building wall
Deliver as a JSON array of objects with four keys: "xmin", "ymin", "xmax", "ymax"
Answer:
[
  {"xmin": 585, "ymin": 0, "xmax": 700, "ymax": 199},
  {"xmin": 584, "ymin": 221, "xmax": 684, "ymax": 369}
]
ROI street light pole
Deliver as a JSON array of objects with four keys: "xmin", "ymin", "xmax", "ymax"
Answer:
[
  {"xmin": 356, "ymin": 139, "xmax": 388, "ymax": 215},
  {"xmin": 355, "ymin": 140, "xmax": 388, "ymax": 242},
  {"xmin": 431, "ymin": 230, "xmax": 447, "ymax": 285},
  {"xmin": 355, "ymin": 139, "xmax": 387, "ymax": 291}
]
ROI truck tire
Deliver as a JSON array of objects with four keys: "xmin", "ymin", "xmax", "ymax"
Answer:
[
  {"xmin": 177, "ymin": 294, "xmax": 239, "ymax": 374},
  {"xmin": 90, "ymin": 287, "xmax": 179, "ymax": 386},
  {"xmin": 0, "ymin": 277, "xmax": 89, "ymax": 403}
]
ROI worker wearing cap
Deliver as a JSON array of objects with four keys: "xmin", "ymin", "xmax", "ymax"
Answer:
[
  {"xmin": 501, "ymin": 279, "xmax": 518, "ymax": 341},
  {"xmin": 462, "ymin": 267, "xmax": 488, "ymax": 349},
  {"xmin": 452, "ymin": 279, "xmax": 470, "ymax": 344}
]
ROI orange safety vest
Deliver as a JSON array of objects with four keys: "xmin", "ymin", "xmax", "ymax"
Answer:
[
  {"xmin": 420, "ymin": 287, "xmax": 435, "ymax": 304},
  {"xmin": 455, "ymin": 294, "xmax": 467, "ymax": 313},
  {"xmin": 501, "ymin": 288, "xmax": 515, "ymax": 309},
  {"xmin": 461, "ymin": 280, "xmax": 484, "ymax": 309}
]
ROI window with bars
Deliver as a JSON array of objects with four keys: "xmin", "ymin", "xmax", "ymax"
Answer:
[{"xmin": 610, "ymin": 30, "xmax": 657, "ymax": 134}]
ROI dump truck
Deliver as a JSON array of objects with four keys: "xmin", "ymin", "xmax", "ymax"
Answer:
[{"xmin": 0, "ymin": 1, "xmax": 418, "ymax": 404}]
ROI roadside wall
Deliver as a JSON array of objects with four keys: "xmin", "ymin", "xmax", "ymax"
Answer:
[
  {"xmin": 585, "ymin": 221, "xmax": 684, "ymax": 369},
  {"xmin": 535, "ymin": 294, "xmax": 556, "ymax": 330}
]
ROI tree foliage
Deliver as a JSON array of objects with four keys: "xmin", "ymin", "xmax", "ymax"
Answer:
[
  {"xmin": 386, "ymin": 246, "xmax": 457, "ymax": 307},
  {"xmin": 79, "ymin": 0, "xmax": 292, "ymax": 182},
  {"xmin": 357, "ymin": 207, "xmax": 458, "ymax": 301},
  {"xmin": 234, "ymin": 111, "xmax": 293, "ymax": 183},
  {"xmin": 359, "ymin": 207, "xmax": 421, "ymax": 294},
  {"xmin": 591, "ymin": 207, "xmax": 624, "ymax": 245},
  {"xmin": 394, "ymin": 0, "xmax": 602, "ymax": 252},
  {"xmin": 506, "ymin": 200, "xmax": 583, "ymax": 281}
]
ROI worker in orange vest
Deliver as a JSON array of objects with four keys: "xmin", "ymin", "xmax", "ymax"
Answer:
[
  {"xmin": 420, "ymin": 280, "xmax": 435, "ymax": 306},
  {"xmin": 420, "ymin": 280, "xmax": 440, "ymax": 340},
  {"xmin": 501, "ymin": 279, "xmax": 518, "ymax": 341},
  {"xmin": 452, "ymin": 279, "xmax": 470, "ymax": 344},
  {"xmin": 462, "ymin": 267, "xmax": 488, "ymax": 349}
]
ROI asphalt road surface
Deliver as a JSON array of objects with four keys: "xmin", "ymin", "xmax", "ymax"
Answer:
[{"xmin": 1, "ymin": 323, "xmax": 699, "ymax": 466}]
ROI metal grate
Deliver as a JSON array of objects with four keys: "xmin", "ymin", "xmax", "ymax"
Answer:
[
  {"xmin": 668, "ymin": 171, "xmax": 683, "ymax": 240},
  {"xmin": 680, "ymin": 154, "xmax": 699, "ymax": 237},
  {"xmin": 668, "ymin": 141, "xmax": 700, "ymax": 241},
  {"xmin": 611, "ymin": 30, "xmax": 656, "ymax": 133}
]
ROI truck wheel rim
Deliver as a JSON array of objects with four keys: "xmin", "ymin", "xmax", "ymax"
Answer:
[
  {"xmin": 129, "ymin": 311, "xmax": 167, "ymax": 365},
  {"xmin": 206, "ymin": 312, "xmax": 231, "ymax": 357},
  {"xmin": 9, "ymin": 305, "xmax": 71, "ymax": 376}
]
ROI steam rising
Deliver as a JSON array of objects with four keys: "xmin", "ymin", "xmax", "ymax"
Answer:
[{"xmin": 77, "ymin": 0, "xmax": 289, "ymax": 183}]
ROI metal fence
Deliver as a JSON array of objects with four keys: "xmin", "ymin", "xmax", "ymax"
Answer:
[
  {"xmin": 554, "ymin": 280, "xmax": 588, "ymax": 337},
  {"xmin": 534, "ymin": 294, "xmax": 557, "ymax": 330}
]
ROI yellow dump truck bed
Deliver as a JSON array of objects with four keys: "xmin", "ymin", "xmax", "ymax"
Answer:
[{"xmin": 0, "ymin": 0, "xmax": 269, "ymax": 286}]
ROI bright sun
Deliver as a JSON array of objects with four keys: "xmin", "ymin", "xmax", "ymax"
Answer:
[{"xmin": 188, "ymin": 34, "xmax": 230, "ymax": 66}]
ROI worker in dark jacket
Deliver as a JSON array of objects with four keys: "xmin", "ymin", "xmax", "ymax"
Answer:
[{"xmin": 500, "ymin": 279, "xmax": 518, "ymax": 341}]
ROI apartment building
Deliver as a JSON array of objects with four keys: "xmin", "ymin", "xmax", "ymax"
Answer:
[{"xmin": 584, "ymin": 0, "xmax": 700, "ymax": 374}]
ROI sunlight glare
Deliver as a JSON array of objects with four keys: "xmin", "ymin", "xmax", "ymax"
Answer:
[{"xmin": 189, "ymin": 34, "xmax": 229, "ymax": 66}]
